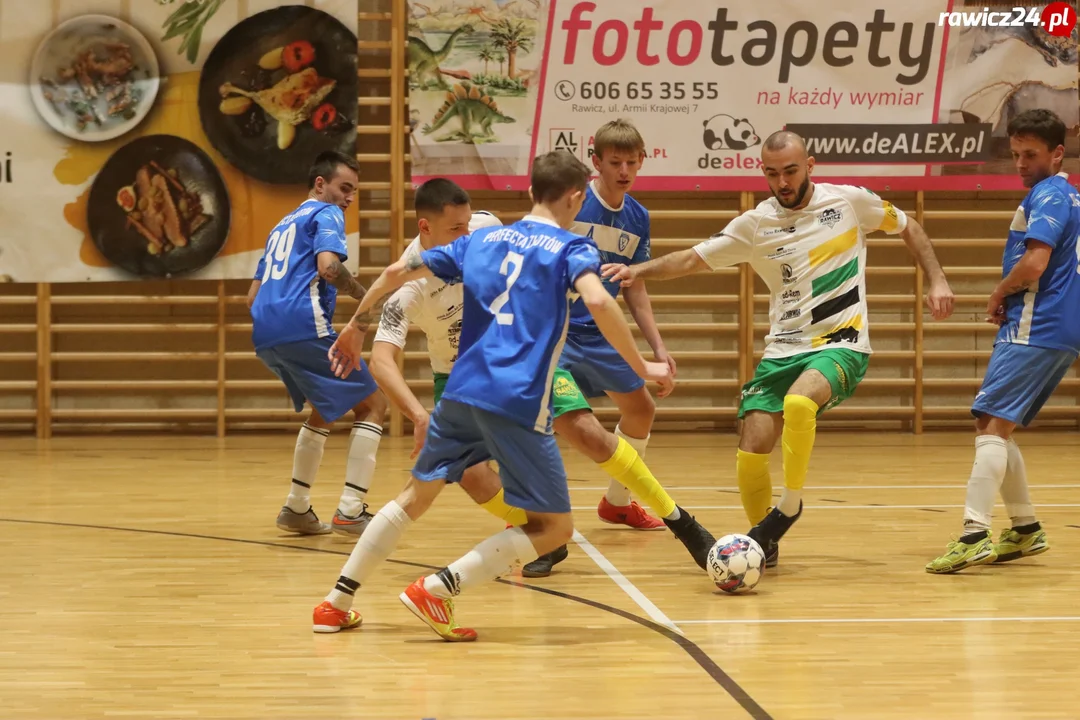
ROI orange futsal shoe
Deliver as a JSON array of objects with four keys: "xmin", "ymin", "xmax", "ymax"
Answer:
[
  {"xmin": 398, "ymin": 578, "xmax": 478, "ymax": 642},
  {"xmin": 312, "ymin": 601, "xmax": 362, "ymax": 633},
  {"xmin": 597, "ymin": 497, "xmax": 665, "ymax": 530}
]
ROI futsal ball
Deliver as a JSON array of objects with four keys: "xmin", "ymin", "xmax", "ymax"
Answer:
[{"xmin": 706, "ymin": 533, "xmax": 765, "ymax": 594}]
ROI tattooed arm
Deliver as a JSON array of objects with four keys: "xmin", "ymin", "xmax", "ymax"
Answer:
[
  {"xmin": 316, "ymin": 251, "xmax": 367, "ymax": 301},
  {"xmin": 328, "ymin": 247, "xmax": 434, "ymax": 378},
  {"xmin": 986, "ymin": 240, "xmax": 1053, "ymax": 325},
  {"xmin": 348, "ymin": 245, "xmax": 433, "ymax": 329}
]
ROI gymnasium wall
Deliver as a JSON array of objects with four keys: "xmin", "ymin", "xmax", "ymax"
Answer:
[{"xmin": 0, "ymin": 1, "xmax": 1076, "ymax": 435}]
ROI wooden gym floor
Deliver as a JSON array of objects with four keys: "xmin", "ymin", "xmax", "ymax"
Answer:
[{"xmin": 2, "ymin": 431, "xmax": 1079, "ymax": 720}]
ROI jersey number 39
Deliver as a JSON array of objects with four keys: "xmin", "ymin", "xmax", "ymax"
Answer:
[
  {"xmin": 261, "ymin": 223, "xmax": 297, "ymax": 282},
  {"xmin": 488, "ymin": 251, "xmax": 524, "ymax": 325}
]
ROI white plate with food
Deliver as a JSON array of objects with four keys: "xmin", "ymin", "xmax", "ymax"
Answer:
[{"xmin": 29, "ymin": 14, "xmax": 160, "ymax": 142}]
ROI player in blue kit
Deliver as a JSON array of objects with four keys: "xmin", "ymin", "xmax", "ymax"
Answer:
[
  {"xmin": 247, "ymin": 151, "xmax": 387, "ymax": 538},
  {"xmin": 562, "ymin": 119, "xmax": 674, "ymax": 530},
  {"xmin": 312, "ymin": 151, "xmax": 671, "ymax": 640},
  {"xmin": 926, "ymin": 109, "xmax": 1080, "ymax": 574}
]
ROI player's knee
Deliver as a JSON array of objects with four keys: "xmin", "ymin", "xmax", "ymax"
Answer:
[
  {"xmin": 356, "ymin": 390, "xmax": 389, "ymax": 421},
  {"xmin": 546, "ymin": 513, "xmax": 574, "ymax": 545},
  {"xmin": 555, "ymin": 410, "xmax": 615, "ymax": 462},
  {"xmin": 523, "ymin": 512, "xmax": 574, "ymax": 545},
  {"xmin": 782, "ymin": 394, "xmax": 819, "ymax": 427},
  {"xmin": 459, "ymin": 463, "xmax": 500, "ymax": 504},
  {"xmin": 397, "ymin": 476, "xmax": 442, "ymax": 519},
  {"xmin": 631, "ymin": 386, "xmax": 656, "ymax": 419},
  {"xmin": 738, "ymin": 411, "xmax": 780, "ymax": 453},
  {"xmin": 306, "ymin": 407, "xmax": 331, "ymax": 429}
]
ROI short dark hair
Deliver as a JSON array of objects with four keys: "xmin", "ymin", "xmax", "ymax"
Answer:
[
  {"xmin": 414, "ymin": 178, "xmax": 471, "ymax": 217},
  {"xmin": 763, "ymin": 130, "xmax": 807, "ymax": 153},
  {"xmin": 308, "ymin": 150, "xmax": 360, "ymax": 189},
  {"xmin": 531, "ymin": 151, "xmax": 591, "ymax": 204},
  {"xmin": 1007, "ymin": 109, "xmax": 1066, "ymax": 151}
]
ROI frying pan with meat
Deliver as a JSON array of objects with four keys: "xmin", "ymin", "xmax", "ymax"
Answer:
[
  {"xmin": 87, "ymin": 134, "xmax": 230, "ymax": 277},
  {"xmin": 198, "ymin": 5, "xmax": 358, "ymax": 185}
]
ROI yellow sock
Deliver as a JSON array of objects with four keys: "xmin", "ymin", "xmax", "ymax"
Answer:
[
  {"xmin": 781, "ymin": 395, "xmax": 818, "ymax": 513},
  {"xmin": 736, "ymin": 449, "xmax": 772, "ymax": 525},
  {"xmin": 598, "ymin": 437, "xmax": 677, "ymax": 519},
  {"xmin": 478, "ymin": 488, "xmax": 527, "ymax": 526}
]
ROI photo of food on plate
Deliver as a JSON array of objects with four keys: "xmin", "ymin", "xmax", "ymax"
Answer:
[
  {"xmin": 197, "ymin": 5, "xmax": 357, "ymax": 185},
  {"xmin": 87, "ymin": 134, "xmax": 231, "ymax": 278},
  {"xmin": 115, "ymin": 160, "xmax": 212, "ymax": 257},
  {"xmin": 29, "ymin": 15, "xmax": 160, "ymax": 142}
]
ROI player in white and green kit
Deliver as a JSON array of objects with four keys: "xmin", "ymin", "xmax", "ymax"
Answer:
[{"xmin": 604, "ymin": 130, "xmax": 955, "ymax": 568}]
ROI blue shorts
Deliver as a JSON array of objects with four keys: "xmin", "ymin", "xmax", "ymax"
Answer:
[
  {"xmin": 412, "ymin": 399, "xmax": 571, "ymax": 514},
  {"xmin": 972, "ymin": 342, "xmax": 1077, "ymax": 427},
  {"xmin": 256, "ymin": 337, "xmax": 379, "ymax": 423},
  {"xmin": 558, "ymin": 331, "xmax": 644, "ymax": 398}
]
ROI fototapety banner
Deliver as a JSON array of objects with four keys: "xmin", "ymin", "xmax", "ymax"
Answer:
[
  {"xmin": 406, "ymin": 0, "xmax": 1078, "ymax": 192},
  {"xmin": 0, "ymin": 0, "xmax": 357, "ymax": 282}
]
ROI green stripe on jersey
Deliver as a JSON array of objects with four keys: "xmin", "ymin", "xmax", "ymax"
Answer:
[{"xmin": 812, "ymin": 256, "xmax": 859, "ymax": 297}]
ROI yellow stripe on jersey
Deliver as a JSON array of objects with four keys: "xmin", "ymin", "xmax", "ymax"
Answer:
[
  {"xmin": 808, "ymin": 227, "xmax": 858, "ymax": 268},
  {"xmin": 878, "ymin": 201, "xmax": 900, "ymax": 233},
  {"xmin": 811, "ymin": 314, "xmax": 863, "ymax": 348}
]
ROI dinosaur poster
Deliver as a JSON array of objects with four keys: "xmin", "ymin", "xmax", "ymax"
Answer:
[
  {"xmin": 410, "ymin": 0, "xmax": 1077, "ymax": 192},
  {"xmin": 0, "ymin": 0, "xmax": 358, "ymax": 283},
  {"xmin": 408, "ymin": 0, "xmax": 546, "ymax": 186}
]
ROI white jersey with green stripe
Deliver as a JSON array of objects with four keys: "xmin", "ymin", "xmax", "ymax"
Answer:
[{"xmin": 693, "ymin": 183, "xmax": 907, "ymax": 359}]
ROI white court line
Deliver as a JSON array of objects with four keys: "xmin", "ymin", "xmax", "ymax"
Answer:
[
  {"xmin": 573, "ymin": 503, "xmax": 1080, "ymax": 511},
  {"xmin": 571, "ymin": 529, "xmax": 681, "ymax": 635},
  {"xmin": 570, "ymin": 484, "xmax": 1080, "ymax": 491},
  {"xmin": 671, "ymin": 616, "xmax": 1080, "ymax": 626}
]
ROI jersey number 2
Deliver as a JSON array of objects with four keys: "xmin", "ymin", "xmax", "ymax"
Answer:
[
  {"xmin": 262, "ymin": 223, "xmax": 297, "ymax": 282},
  {"xmin": 488, "ymin": 251, "xmax": 524, "ymax": 325}
]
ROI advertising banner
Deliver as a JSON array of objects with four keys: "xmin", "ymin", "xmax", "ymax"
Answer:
[
  {"xmin": 0, "ymin": 0, "xmax": 358, "ymax": 282},
  {"xmin": 407, "ymin": 0, "xmax": 1078, "ymax": 192}
]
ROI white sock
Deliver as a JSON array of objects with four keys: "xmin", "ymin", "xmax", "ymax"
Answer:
[
  {"xmin": 605, "ymin": 425, "xmax": 649, "ymax": 506},
  {"xmin": 1001, "ymin": 438, "xmax": 1037, "ymax": 527},
  {"xmin": 286, "ymin": 423, "xmax": 329, "ymax": 513},
  {"xmin": 962, "ymin": 435, "xmax": 1008, "ymax": 535},
  {"xmin": 423, "ymin": 527, "xmax": 538, "ymax": 599},
  {"xmin": 339, "ymin": 421, "xmax": 383, "ymax": 516},
  {"xmin": 778, "ymin": 489, "xmax": 802, "ymax": 517},
  {"xmin": 326, "ymin": 500, "xmax": 412, "ymax": 611}
]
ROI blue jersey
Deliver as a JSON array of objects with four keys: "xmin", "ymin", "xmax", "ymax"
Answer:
[
  {"xmin": 422, "ymin": 215, "xmax": 601, "ymax": 433},
  {"xmin": 567, "ymin": 182, "xmax": 651, "ymax": 333},
  {"xmin": 997, "ymin": 173, "xmax": 1080, "ymax": 354},
  {"xmin": 251, "ymin": 199, "xmax": 348, "ymax": 351}
]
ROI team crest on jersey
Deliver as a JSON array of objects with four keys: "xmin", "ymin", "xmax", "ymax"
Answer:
[
  {"xmin": 818, "ymin": 208, "xmax": 843, "ymax": 228},
  {"xmin": 553, "ymin": 375, "xmax": 577, "ymax": 398},
  {"xmin": 781, "ymin": 263, "xmax": 797, "ymax": 285},
  {"xmin": 618, "ymin": 232, "xmax": 630, "ymax": 252}
]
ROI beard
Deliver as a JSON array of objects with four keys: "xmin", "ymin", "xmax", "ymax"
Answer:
[{"xmin": 774, "ymin": 175, "xmax": 811, "ymax": 209}]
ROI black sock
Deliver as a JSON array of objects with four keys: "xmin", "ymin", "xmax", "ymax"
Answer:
[
  {"xmin": 1013, "ymin": 521, "xmax": 1041, "ymax": 534},
  {"xmin": 960, "ymin": 529, "xmax": 990, "ymax": 544}
]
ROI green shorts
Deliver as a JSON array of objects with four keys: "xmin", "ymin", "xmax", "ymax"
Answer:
[
  {"xmin": 433, "ymin": 368, "xmax": 592, "ymax": 418},
  {"xmin": 738, "ymin": 348, "xmax": 869, "ymax": 418}
]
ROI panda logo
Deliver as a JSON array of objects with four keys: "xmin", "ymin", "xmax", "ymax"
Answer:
[{"xmin": 702, "ymin": 114, "xmax": 761, "ymax": 151}]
